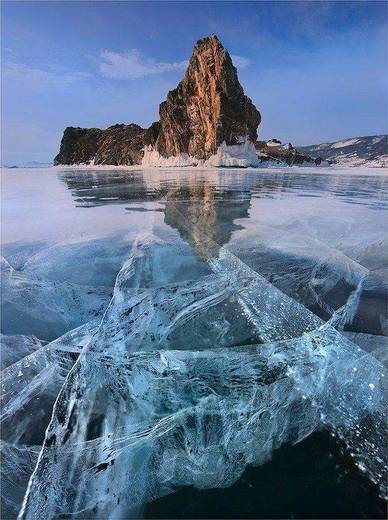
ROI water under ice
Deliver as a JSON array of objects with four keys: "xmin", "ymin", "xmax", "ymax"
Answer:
[{"xmin": 0, "ymin": 167, "xmax": 387, "ymax": 519}]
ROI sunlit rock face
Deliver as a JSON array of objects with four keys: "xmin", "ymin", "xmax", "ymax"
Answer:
[{"xmin": 153, "ymin": 35, "xmax": 261, "ymax": 160}]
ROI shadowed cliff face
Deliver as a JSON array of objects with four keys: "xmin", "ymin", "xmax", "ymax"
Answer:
[
  {"xmin": 54, "ymin": 127, "xmax": 103, "ymax": 165},
  {"xmin": 154, "ymin": 35, "xmax": 261, "ymax": 159},
  {"xmin": 54, "ymin": 35, "xmax": 261, "ymax": 165},
  {"xmin": 54, "ymin": 124, "xmax": 148, "ymax": 166}
]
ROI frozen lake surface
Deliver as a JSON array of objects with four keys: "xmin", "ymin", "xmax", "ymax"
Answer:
[{"xmin": 1, "ymin": 166, "xmax": 387, "ymax": 519}]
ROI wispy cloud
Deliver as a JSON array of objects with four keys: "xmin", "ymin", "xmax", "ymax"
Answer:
[
  {"xmin": 231, "ymin": 55, "xmax": 252, "ymax": 69},
  {"xmin": 3, "ymin": 61, "xmax": 91, "ymax": 87},
  {"xmin": 99, "ymin": 49, "xmax": 188, "ymax": 79},
  {"xmin": 99, "ymin": 50, "xmax": 252, "ymax": 79}
]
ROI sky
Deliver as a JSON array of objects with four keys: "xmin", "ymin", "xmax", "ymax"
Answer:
[{"xmin": 1, "ymin": 1, "xmax": 387, "ymax": 165}]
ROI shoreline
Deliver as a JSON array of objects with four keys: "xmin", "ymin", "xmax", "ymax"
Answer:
[{"xmin": 2, "ymin": 164, "xmax": 387, "ymax": 176}]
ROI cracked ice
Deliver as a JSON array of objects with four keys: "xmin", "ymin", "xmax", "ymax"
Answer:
[{"xmin": 1, "ymin": 169, "xmax": 387, "ymax": 519}]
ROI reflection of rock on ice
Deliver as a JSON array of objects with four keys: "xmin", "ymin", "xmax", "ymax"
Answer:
[{"xmin": 164, "ymin": 176, "xmax": 251, "ymax": 260}]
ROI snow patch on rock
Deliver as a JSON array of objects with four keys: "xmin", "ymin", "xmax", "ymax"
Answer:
[
  {"xmin": 204, "ymin": 139, "xmax": 260, "ymax": 167},
  {"xmin": 142, "ymin": 146, "xmax": 202, "ymax": 167},
  {"xmin": 331, "ymin": 138, "xmax": 361, "ymax": 149},
  {"xmin": 142, "ymin": 139, "xmax": 260, "ymax": 168}
]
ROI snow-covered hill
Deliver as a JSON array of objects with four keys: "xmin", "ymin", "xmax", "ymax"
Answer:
[{"xmin": 298, "ymin": 135, "xmax": 387, "ymax": 167}]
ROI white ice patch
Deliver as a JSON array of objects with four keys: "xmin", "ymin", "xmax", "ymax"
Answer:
[
  {"xmin": 142, "ymin": 138, "xmax": 259, "ymax": 168},
  {"xmin": 141, "ymin": 146, "xmax": 202, "ymax": 168},
  {"xmin": 204, "ymin": 139, "xmax": 260, "ymax": 167}
]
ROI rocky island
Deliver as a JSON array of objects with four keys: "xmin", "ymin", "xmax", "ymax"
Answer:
[{"xmin": 54, "ymin": 35, "xmax": 321, "ymax": 167}]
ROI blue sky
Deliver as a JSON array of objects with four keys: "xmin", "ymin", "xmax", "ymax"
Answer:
[{"xmin": 1, "ymin": 1, "xmax": 387, "ymax": 164}]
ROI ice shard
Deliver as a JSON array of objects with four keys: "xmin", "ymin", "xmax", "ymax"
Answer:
[{"xmin": 16, "ymin": 229, "xmax": 386, "ymax": 520}]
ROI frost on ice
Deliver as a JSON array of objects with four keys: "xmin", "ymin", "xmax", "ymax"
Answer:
[{"xmin": 0, "ymin": 189, "xmax": 387, "ymax": 519}]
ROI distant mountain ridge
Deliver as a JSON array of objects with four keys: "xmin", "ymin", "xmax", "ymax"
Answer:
[
  {"xmin": 1, "ymin": 161, "xmax": 52, "ymax": 169},
  {"xmin": 298, "ymin": 135, "xmax": 387, "ymax": 168}
]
